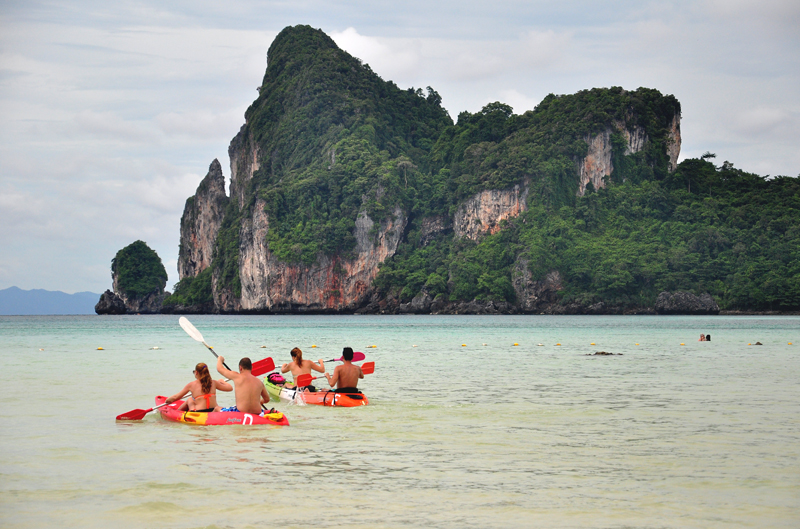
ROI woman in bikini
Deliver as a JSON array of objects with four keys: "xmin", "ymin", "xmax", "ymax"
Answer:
[
  {"xmin": 165, "ymin": 362, "xmax": 232, "ymax": 412},
  {"xmin": 281, "ymin": 347, "xmax": 325, "ymax": 391}
]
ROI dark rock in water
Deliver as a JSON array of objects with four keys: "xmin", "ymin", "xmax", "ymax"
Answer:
[
  {"xmin": 587, "ymin": 351, "xmax": 622, "ymax": 356},
  {"xmin": 95, "ymin": 290, "xmax": 127, "ymax": 315},
  {"xmin": 655, "ymin": 291, "xmax": 720, "ymax": 315},
  {"xmin": 754, "ymin": 341, "xmax": 763, "ymax": 345}
]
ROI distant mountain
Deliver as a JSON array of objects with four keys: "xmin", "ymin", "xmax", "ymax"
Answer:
[{"xmin": 0, "ymin": 286, "xmax": 101, "ymax": 315}]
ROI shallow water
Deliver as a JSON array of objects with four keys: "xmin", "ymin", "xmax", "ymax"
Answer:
[{"xmin": 1, "ymin": 314, "xmax": 798, "ymax": 528}]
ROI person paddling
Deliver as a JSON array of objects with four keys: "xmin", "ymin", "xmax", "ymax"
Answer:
[
  {"xmin": 324, "ymin": 347, "xmax": 363, "ymax": 393},
  {"xmin": 216, "ymin": 356, "xmax": 270, "ymax": 415},
  {"xmin": 281, "ymin": 347, "xmax": 325, "ymax": 392},
  {"xmin": 165, "ymin": 362, "xmax": 232, "ymax": 412}
]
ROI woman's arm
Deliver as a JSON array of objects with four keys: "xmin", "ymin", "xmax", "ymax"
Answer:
[
  {"xmin": 280, "ymin": 362, "xmax": 291, "ymax": 374},
  {"xmin": 165, "ymin": 383, "xmax": 191, "ymax": 403},
  {"xmin": 311, "ymin": 359, "xmax": 325, "ymax": 373}
]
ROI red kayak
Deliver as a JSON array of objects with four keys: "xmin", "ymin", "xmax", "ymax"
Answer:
[{"xmin": 154, "ymin": 396, "xmax": 289, "ymax": 426}]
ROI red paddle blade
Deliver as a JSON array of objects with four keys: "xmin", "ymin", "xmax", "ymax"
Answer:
[
  {"xmin": 116, "ymin": 408, "xmax": 151, "ymax": 421},
  {"xmin": 361, "ymin": 361, "xmax": 375, "ymax": 375},
  {"xmin": 296, "ymin": 374, "xmax": 313, "ymax": 387},
  {"xmin": 251, "ymin": 357, "xmax": 275, "ymax": 376}
]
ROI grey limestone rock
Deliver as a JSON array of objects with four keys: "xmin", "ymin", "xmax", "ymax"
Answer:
[{"xmin": 655, "ymin": 291, "xmax": 720, "ymax": 315}]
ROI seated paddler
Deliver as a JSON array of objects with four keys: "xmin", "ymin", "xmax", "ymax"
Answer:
[
  {"xmin": 216, "ymin": 356, "xmax": 271, "ymax": 415},
  {"xmin": 165, "ymin": 362, "xmax": 232, "ymax": 412},
  {"xmin": 324, "ymin": 347, "xmax": 363, "ymax": 393},
  {"xmin": 281, "ymin": 347, "xmax": 325, "ymax": 392}
]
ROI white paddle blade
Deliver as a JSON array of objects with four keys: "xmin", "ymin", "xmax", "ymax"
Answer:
[{"xmin": 179, "ymin": 317, "xmax": 204, "ymax": 343}]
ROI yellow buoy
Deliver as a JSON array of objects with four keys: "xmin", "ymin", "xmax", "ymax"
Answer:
[
  {"xmin": 39, "ymin": 348, "xmax": 44, "ymax": 351},
  {"xmin": 590, "ymin": 342, "xmax": 596, "ymax": 345},
  {"xmin": 412, "ymin": 345, "xmax": 418, "ymax": 347},
  {"xmin": 635, "ymin": 343, "xmax": 639, "ymax": 346},
  {"xmin": 538, "ymin": 343, "xmax": 544, "ymax": 346},
  {"xmin": 97, "ymin": 347, "xmax": 104, "ymax": 350},
  {"xmin": 555, "ymin": 343, "xmax": 561, "ymax": 346},
  {"xmin": 680, "ymin": 343, "xmax": 685, "ymax": 346},
  {"xmin": 462, "ymin": 344, "xmax": 467, "ymax": 347},
  {"xmin": 482, "ymin": 343, "xmax": 488, "ymax": 346},
  {"xmin": 311, "ymin": 345, "xmax": 317, "ymax": 348},
  {"xmin": 513, "ymin": 343, "xmax": 519, "ymax": 346},
  {"xmin": 789, "ymin": 342, "xmax": 793, "ymax": 345}
]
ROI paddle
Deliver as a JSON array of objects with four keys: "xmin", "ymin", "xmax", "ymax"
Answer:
[
  {"xmin": 116, "ymin": 402, "xmax": 170, "ymax": 421},
  {"xmin": 178, "ymin": 316, "xmax": 269, "ymax": 411},
  {"xmin": 251, "ymin": 357, "xmax": 275, "ymax": 377},
  {"xmin": 296, "ymin": 361, "xmax": 375, "ymax": 387},
  {"xmin": 325, "ymin": 352, "xmax": 366, "ymax": 362}
]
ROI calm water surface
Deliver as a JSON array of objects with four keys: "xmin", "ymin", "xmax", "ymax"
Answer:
[{"xmin": 1, "ymin": 315, "xmax": 798, "ymax": 528}]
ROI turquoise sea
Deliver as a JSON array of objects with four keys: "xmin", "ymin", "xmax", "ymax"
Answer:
[{"xmin": 1, "ymin": 314, "xmax": 798, "ymax": 528}]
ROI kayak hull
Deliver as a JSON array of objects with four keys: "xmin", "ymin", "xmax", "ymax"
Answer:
[
  {"xmin": 154, "ymin": 396, "xmax": 289, "ymax": 426},
  {"xmin": 264, "ymin": 381, "xmax": 368, "ymax": 407}
]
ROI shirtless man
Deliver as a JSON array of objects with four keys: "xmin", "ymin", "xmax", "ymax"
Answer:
[
  {"xmin": 324, "ymin": 347, "xmax": 363, "ymax": 393},
  {"xmin": 281, "ymin": 347, "xmax": 325, "ymax": 391},
  {"xmin": 216, "ymin": 356, "xmax": 270, "ymax": 415}
]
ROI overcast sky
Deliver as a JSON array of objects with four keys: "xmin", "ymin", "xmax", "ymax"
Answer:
[{"xmin": 1, "ymin": 0, "xmax": 798, "ymax": 294}]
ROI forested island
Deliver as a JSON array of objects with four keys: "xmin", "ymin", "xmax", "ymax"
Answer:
[{"xmin": 98, "ymin": 25, "xmax": 800, "ymax": 315}]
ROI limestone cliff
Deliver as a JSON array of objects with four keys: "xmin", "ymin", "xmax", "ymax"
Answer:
[
  {"xmin": 228, "ymin": 126, "xmax": 260, "ymax": 210},
  {"xmin": 577, "ymin": 115, "xmax": 681, "ymax": 196},
  {"xmin": 454, "ymin": 181, "xmax": 529, "ymax": 241},
  {"xmin": 512, "ymin": 259, "xmax": 562, "ymax": 312},
  {"xmin": 178, "ymin": 159, "xmax": 228, "ymax": 279},
  {"xmin": 667, "ymin": 114, "xmax": 681, "ymax": 172},
  {"xmin": 220, "ymin": 201, "xmax": 405, "ymax": 312}
]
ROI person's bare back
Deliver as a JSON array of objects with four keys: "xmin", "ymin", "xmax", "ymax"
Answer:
[
  {"xmin": 281, "ymin": 347, "xmax": 324, "ymax": 387},
  {"xmin": 325, "ymin": 347, "xmax": 363, "ymax": 391},
  {"xmin": 217, "ymin": 356, "xmax": 270, "ymax": 415}
]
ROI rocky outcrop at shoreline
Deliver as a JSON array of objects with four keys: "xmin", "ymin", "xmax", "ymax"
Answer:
[
  {"xmin": 655, "ymin": 291, "xmax": 720, "ymax": 315},
  {"xmin": 95, "ymin": 290, "xmax": 127, "ymax": 315}
]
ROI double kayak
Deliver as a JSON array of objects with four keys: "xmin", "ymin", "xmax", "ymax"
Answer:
[
  {"xmin": 154, "ymin": 396, "xmax": 289, "ymax": 426},
  {"xmin": 264, "ymin": 381, "xmax": 369, "ymax": 407}
]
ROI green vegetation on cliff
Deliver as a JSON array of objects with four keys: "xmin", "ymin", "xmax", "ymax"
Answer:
[
  {"xmin": 164, "ymin": 267, "xmax": 213, "ymax": 307},
  {"xmin": 231, "ymin": 25, "xmax": 452, "ymax": 267},
  {"xmin": 112, "ymin": 241, "xmax": 167, "ymax": 298},
  {"xmin": 376, "ymin": 159, "xmax": 800, "ymax": 311}
]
